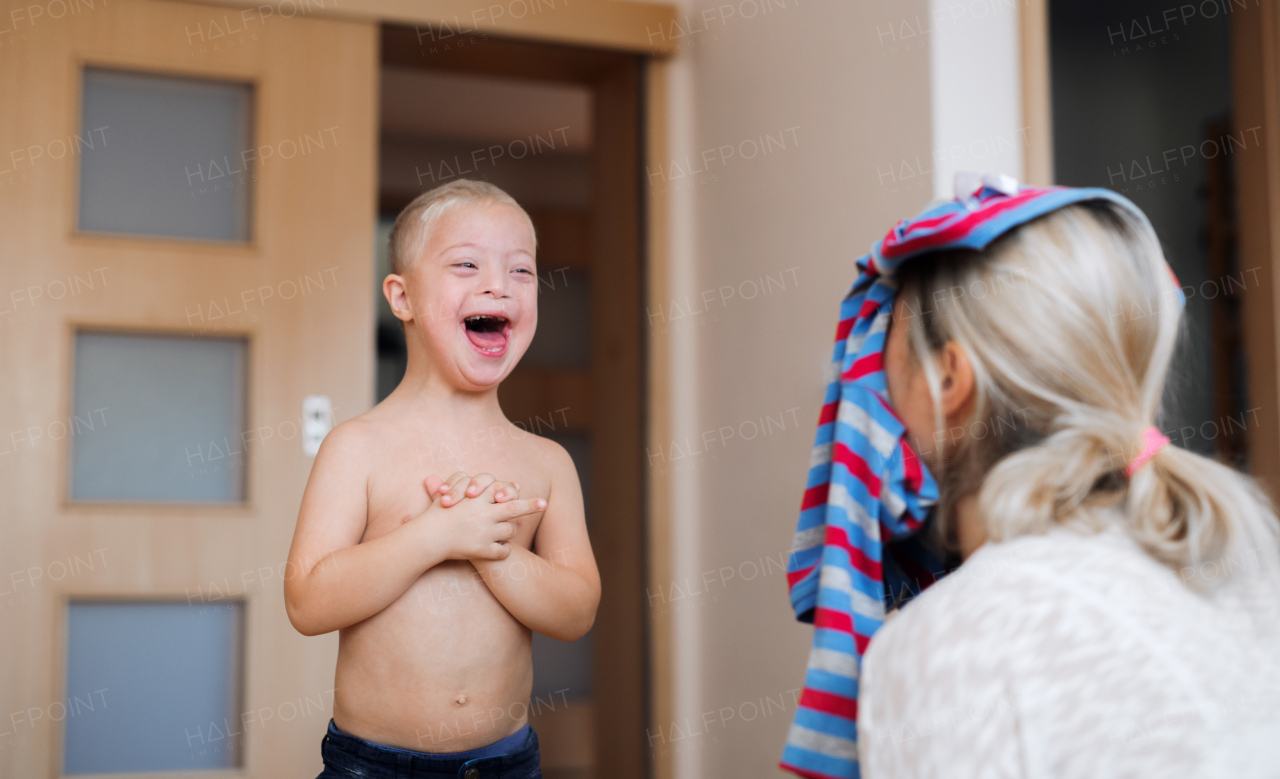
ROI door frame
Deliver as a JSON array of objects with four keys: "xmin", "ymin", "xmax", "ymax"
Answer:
[
  {"xmin": 176, "ymin": 0, "xmax": 679, "ymax": 55},
  {"xmin": 1018, "ymin": 0, "xmax": 1053, "ymax": 186},
  {"xmin": 1231, "ymin": 0, "xmax": 1280, "ymax": 500},
  {"xmin": 380, "ymin": 23, "xmax": 656, "ymax": 779}
]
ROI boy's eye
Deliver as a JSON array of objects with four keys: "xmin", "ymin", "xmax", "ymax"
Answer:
[
  {"xmin": 453, "ymin": 262, "xmax": 477, "ymax": 269},
  {"xmin": 515, "ymin": 268, "xmax": 534, "ymax": 275}
]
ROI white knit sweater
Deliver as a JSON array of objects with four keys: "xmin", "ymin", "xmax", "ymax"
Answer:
[{"xmin": 858, "ymin": 525, "xmax": 1280, "ymax": 778}]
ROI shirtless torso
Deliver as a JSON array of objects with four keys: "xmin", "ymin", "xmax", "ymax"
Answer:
[{"xmin": 286, "ymin": 396, "xmax": 596, "ymax": 752}]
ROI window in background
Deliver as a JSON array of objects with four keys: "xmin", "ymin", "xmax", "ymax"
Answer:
[
  {"xmin": 70, "ymin": 331, "xmax": 249, "ymax": 503},
  {"xmin": 63, "ymin": 600, "xmax": 244, "ymax": 774},
  {"xmin": 78, "ymin": 67, "xmax": 254, "ymax": 242}
]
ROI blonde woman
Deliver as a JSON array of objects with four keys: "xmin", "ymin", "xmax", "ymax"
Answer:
[{"xmin": 781, "ymin": 179, "xmax": 1280, "ymax": 779}]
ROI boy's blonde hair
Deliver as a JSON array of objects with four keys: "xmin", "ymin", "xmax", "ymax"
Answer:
[
  {"xmin": 896, "ymin": 201, "xmax": 1280, "ymax": 592},
  {"xmin": 388, "ymin": 179, "xmax": 537, "ymax": 276}
]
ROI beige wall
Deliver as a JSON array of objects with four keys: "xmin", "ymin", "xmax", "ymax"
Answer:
[{"xmin": 650, "ymin": 1, "xmax": 935, "ymax": 776}]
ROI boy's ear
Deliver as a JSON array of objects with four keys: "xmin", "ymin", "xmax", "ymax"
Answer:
[{"xmin": 382, "ymin": 274, "xmax": 414, "ymax": 323}]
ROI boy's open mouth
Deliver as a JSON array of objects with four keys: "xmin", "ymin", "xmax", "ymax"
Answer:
[{"xmin": 462, "ymin": 314, "xmax": 511, "ymax": 356}]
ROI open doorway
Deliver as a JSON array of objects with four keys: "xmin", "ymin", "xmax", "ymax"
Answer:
[
  {"xmin": 373, "ymin": 26, "xmax": 647, "ymax": 779},
  {"xmin": 1048, "ymin": 0, "xmax": 1249, "ymax": 467}
]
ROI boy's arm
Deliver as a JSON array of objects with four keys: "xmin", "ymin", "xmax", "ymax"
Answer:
[
  {"xmin": 284, "ymin": 423, "xmax": 543, "ymax": 636},
  {"xmin": 465, "ymin": 443, "xmax": 601, "ymax": 642}
]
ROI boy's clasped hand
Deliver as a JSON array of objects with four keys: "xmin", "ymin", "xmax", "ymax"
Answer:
[{"xmin": 419, "ymin": 471, "xmax": 547, "ymax": 561}]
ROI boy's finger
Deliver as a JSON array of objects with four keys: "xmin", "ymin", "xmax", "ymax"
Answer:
[
  {"xmin": 475, "ymin": 541, "xmax": 510, "ymax": 560},
  {"xmin": 481, "ymin": 480, "xmax": 518, "ymax": 502},
  {"xmin": 440, "ymin": 473, "xmax": 471, "ymax": 506},
  {"xmin": 499, "ymin": 498, "xmax": 547, "ymax": 519},
  {"xmin": 423, "ymin": 475, "xmax": 446, "ymax": 498},
  {"xmin": 439, "ymin": 472, "xmax": 469, "ymax": 501},
  {"xmin": 495, "ymin": 481, "xmax": 519, "ymax": 502},
  {"xmin": 497, "ymin": 521, "xmax": 517, "ymax": 540},
  {"xmin": 465, "ymin": 473, "xmax": 497, "ymax": 497}
]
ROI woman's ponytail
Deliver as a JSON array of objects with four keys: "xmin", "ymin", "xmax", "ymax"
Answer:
[{"xmin": 1129, "ymin": 444, "xmax": 1277, "ymax": 591}]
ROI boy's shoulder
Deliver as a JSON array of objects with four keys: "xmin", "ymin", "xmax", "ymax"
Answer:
[
  {"xmin": 506, "ymin": 417, "xmax": 571, "ymax": 456},
  {"xmin": 497, "ymin": 425, "xmax": 580, "ymax": 488},
  {"xmin": 313, "ymin": 410, "xmax": 386, "ymax": 465},
  {"xmin": 524, "ymin": 431, "xmax": 575, "ymax": 469}
]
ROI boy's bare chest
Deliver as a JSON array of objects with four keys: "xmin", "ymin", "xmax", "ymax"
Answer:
[{"xmin": 362, "ymin": 434, "xmax": 552, "ymax": 543}]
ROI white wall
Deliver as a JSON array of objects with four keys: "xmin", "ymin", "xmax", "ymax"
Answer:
[
  {"xmin": 649, "ymin": 0, "xmax": 1026, "ymax": 776},
  {"xmin": 928, "ymin": 0, "xmax": 1025, "ymax": 198}
]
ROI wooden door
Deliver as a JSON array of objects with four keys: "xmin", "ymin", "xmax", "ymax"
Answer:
[{"xmin": 0, "ymin": 1, "xmax": 377, "ymax": 776}]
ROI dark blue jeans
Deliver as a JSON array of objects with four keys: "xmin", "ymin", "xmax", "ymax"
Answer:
[{"xmin": 317, "ymin": 720, "xmax": 542, "ymax": 779}]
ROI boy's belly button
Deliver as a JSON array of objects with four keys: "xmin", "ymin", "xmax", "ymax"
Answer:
[{"xmin": 455, "ymin": 694, "xmax": 468, "ymax": 705}]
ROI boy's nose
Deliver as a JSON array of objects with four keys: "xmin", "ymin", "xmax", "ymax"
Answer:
[{"xmin": 478, "ymin": 271, "xmax": 509, "ymax": 298}]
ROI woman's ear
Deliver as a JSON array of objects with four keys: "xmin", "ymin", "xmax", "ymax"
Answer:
[
  {"xmin": 382, "ymin": 274, "xmax": 414, "ymax": 323},
  {"xmin": 938, "ymin": 341, "xmax": 976, "ymax": 421}
]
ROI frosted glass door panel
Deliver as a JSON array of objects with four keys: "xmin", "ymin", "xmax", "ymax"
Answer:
[
  {"xmin": 63, "ymin": 601, "xmax": 244, "ymax": 774},
  {"xmin": 70, "ymin": 331, "xmax": 248, "ymax": 503},
  {"xmin": 78, "ymin": 67, "xmax": 253, "ymax": 242}
]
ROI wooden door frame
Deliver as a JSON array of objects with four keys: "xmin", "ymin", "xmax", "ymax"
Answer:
[
  {"xmin": 180, "ymin": 0, "xmax": 679, "ymax": 55},
  {"xmin": 642, "ymin": 56, "xmax": 674, "ymax": 779},
  {"xmin": 380, "ymin": 25, "xmax": 652, "ymax": 779},
  {"xmin": 166, "ymin": 0, "xmax": 684, "ymax": 772},
  {"xmin": 1019, "ymin": 0, "xmax": 1054, "ymax": 186},
  {"xmin": 1232, "ymin": 1, "xmax": 1280, "ymax": 500}
]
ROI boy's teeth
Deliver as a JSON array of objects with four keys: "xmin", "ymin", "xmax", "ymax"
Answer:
[
  {"xmin": 464, "ymin": 315, "xmax": 508, "ymax": 329},
  {"xmin": 463, "ymin": 315, "xmax": 509, "ymax": 354}
]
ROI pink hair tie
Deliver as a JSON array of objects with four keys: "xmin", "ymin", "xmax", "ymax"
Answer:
[{"xmin": 1125, "ymin": 425, "xmax": 1170, "ymax": 476}]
